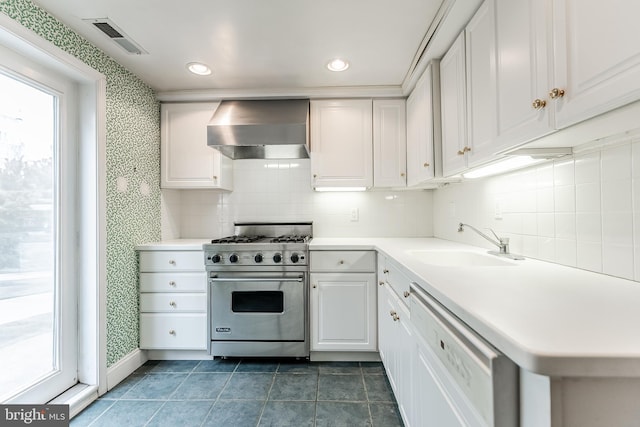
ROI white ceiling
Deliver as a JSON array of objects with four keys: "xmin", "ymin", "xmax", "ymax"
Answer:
[{"xmin": 31, "ymin": 0, "xmax": 479, "ymax": 97}]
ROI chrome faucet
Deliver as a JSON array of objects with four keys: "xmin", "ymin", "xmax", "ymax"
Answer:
[{"xmin": 458, "ymin": 223, "xmax": 524, "ymax": 260}]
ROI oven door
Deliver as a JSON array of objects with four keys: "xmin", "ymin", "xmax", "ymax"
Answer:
[{"xmin": 209, "ymin": 272, "xmax": 306, "ymax": 341}]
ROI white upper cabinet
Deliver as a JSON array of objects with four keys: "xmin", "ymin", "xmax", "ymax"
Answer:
[
  {"xmin": 373, "ymin": 99, "xmax": 407, "ymax": 188},
  {"xmin": 310, "ymin": 99, "xmax": 373, "ymax": 189},
  {"xmin": 494, "ymin": 0, "xmax": 554, "ymax": 147},
  {"xmin": 161, "ymin": 102, "xmax": 233, "ymax": 190},
  {"xmin": 406, "ymin": 63, "xmax": 441, "ymax": 186},
  {"xmin": 464, "ymin": 0, "xmax": 498, "ymax": 168},
  {"xmin": 440, "ymin": 32, "xmax": 468, "ymax": 177},
  {"xmin": 552, "ymin": 0, "xmax": 640, "ymax": 129}
]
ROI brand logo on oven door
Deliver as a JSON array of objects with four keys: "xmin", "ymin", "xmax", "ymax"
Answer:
[{"xmin": 215, "ymin": 327, "xmax": 231, "ymax": 334}]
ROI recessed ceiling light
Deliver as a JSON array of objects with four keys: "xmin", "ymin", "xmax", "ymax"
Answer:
[
  {"xmin": 187, "ymin": 62, "xmax": 212, "ymax": 76},
  {"xmin": 327, "ymin": 58, "xmax": 349, "ymax": 72}
]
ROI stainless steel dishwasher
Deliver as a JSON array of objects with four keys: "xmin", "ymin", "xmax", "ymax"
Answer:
[{"xmin": 410, "ymin": 283, "xmax": 518, "ymax": 427}]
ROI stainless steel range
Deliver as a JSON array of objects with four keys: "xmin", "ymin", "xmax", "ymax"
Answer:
[{"xmin": 204, "ymin": 222, "xmax": 312, "ymax": 358}]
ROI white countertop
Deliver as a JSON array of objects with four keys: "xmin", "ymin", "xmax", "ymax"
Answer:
[
  {"xmin": 135, "ymin": 239, "xmax": 209, "ymax": 251},
  {"xmin": 311, "ymin": 238, "xmax": 640, "ymax": 378}
]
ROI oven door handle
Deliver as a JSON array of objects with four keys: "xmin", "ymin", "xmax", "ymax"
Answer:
[{"xmin": 209, "ymin": 277, "xmax": 304, "ymax": 283}]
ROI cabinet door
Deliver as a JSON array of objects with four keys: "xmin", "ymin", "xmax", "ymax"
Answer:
[
  {"xmin": 552, "ymin": 0, "xmax": 640, "ymax": 129},
  {"xmin": 373, "ymin": 99, "xmax": 407, "ymax": 188},
  {"xmin": 440, "ymin": 32, "xmax": 469, "ymax": 177},
  {"xmin": 310, "ymin": 100, "xmax": 373, "ymax": 188},
  {"xmin": 161, "ymin": 102, "xmax": 233, "ymax": 190},
  {"xmin": 406, "ymin": 64, "xmax": 438, "ymax": 185},
  {"xmin": 378, "ymin": 281, "xmax": 413, "ymax": 426},
  {"xmin": 310, "ymin": 272, "xmax": 377, "ymax": 351},
  {"xmin": 465, "ymin": 0, "xmax": 498, "ymax": 168},
  {"xmin": 494, "ymin": 0, "xmax": 554, "ymax": 147}
]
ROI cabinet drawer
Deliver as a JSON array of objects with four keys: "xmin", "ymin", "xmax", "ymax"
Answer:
[
  {"xmin": 140, "ymin": 313, "xmax": 207, "ymax": 350},
  {"xmin": 140, "ymin": 292, "xmax": 207, "ymax": 312},
  {"xmin": 139, "ymin": 272, "xmax": 207, "ymax": 292},
  {"xmin": 139, "ymin": 250, "xmax": 205, "ymax": 272},
  {"xmin": 385, "ymin": 260, "xmax": 413, "ymax": 305},
  {"xmin": 310, "ymin": 251, "xmax": 376, "ymax": 272}
]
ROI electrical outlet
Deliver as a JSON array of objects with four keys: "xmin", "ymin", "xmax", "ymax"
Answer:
[
  {"xmin": 494, "ymin": 200, "xmax": 503, "ymax": 220},
  {"xmin": 350, "ymin": 208, "xmax": 359, "ymax": 222}
]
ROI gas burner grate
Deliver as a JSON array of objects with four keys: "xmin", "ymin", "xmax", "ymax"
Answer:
[
  {"xmin": 270, "ymin": 235, "xmax": 311, "ymax": 243},
  {"xmin": 210, "ymin": 235, "xmax": 265, "ymax": 244}
]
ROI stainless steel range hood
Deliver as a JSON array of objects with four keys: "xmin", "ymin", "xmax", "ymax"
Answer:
[{"xmin": 207, "ymin": 99, "xmax": 310, "ymax": 159}]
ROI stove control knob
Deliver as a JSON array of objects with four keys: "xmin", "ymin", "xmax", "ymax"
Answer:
[
  {"xmin": 290, "ymin": 253, "xmax": 300, "ymax": 263},
  {"xmin": 254, "ymin": 253, "xmax": 263, "ymax": 263},
  {"xmin": 273, "ymin": 253, "xmax": 282, "ymax": 263},
  {"xmin": 229, "ymin": 253, "xmax": 239, "ymax": 263},
  {"xmin": 211, "ymin": 254, "xmax": 222, "ymax": 263}
]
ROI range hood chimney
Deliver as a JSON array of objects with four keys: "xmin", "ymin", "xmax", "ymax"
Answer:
[{"xmin": 207, "ymin": 99, "xmax": 310, "ymax": 159}]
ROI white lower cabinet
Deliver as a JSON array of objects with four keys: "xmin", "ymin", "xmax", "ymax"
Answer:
[
  {"xmin": 310, "ymin": 250, "xmax": 377, "ymax": 352},
  {"xmin": 378, "ymin": 279, "xmax": 414, "ymax": 426},
  {"xmin": 138, "ymin": 249, "xmax": 207, "ymax": 350}
]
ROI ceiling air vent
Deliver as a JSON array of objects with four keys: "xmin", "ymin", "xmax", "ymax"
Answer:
[{"xmin": 83, "ymin": 18, "xmax": 148, "ymax": 55}]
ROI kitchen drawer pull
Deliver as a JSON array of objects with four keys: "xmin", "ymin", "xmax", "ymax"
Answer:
[
  {"xmin": 169, "ymin": 281, "xmax": 176, "ymax": 287},
  {"xmin": 403, "ymin": 291, "xmax": 410, "ymax": 298},
  {"xmin": 169, "ymin": 329, "xmax": 176, "ymax": 335},
  {"xmin": 379, "ymin": 281, "xmax": 385, "ymax": 286},
  {"xmin": 549, "ymin": 88, "xmax": 565, "ymax": 99},
  {"xmin": 383, "ymin": 269, "xmax": 389, "ymax": 274},
  {"xmin": 169, "ymin": 301, "xmax": 176, "ymax": 308},
  {"xmin": 168, "ymin": 260, "xmax": 176, "ymax": 265},
  {"xmin": 338, "ymin": 260, "xmax": 344, "ymax": 265}
]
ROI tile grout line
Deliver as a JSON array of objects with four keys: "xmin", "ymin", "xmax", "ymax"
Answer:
[
  {"xmin": 360, "ymin": 363, "xmax": 375, "ymax": 426},
  {"xmin": 198, "ymin": 358, "xmax": 240, "ymax": 427},
  {"xmin": 254, "ymin": 362, "xmax": 279, "ymax": 426}
]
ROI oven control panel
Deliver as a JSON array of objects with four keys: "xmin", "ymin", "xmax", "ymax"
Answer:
[{"xmin": 205, "ymin": 250, "xmax": 308, "ymax": 266}]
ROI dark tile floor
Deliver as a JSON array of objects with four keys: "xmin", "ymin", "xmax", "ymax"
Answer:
[{"xmin": 71, "ymin": 359, "xmax": 404, "ymax": 427}]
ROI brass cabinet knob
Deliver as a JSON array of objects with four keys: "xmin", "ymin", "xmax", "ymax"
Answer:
[
  {"xmin": 383, "ymin": 269, "xmax": 389, "ymax": 274},
  {"xmin": 549, "ymin": 88, "xmax": 565, "ymax": 99},
  {"xmin": 213, "ymin": 175, "xmax": 218, "ymax": 180},
  {"xmin": 457, "ymin": 146, "xmax": 471, "ymax": 155},
  {"xmin": 312, "ymin": 284, "xmax": 317, "ymax": 288},
  {"xmin": 313, "ymin": 174, "xmax": 317, "ymax": 178},
  {"xmin": 532, "ymin": 99, "xmax": 547, "ymax": 109},
  {"xmin": 392, "ymin": 313, "xmax": 400, "ymax": 321},
  {"xmin": 379, "ymin": 281, "xmax": 385, "ymax": 286},
  {"xmin": 168, "ymin": 259, "xmax": 176, "ymax": 265},
  {"xmin": 423, "ymin": 162, "xmax": 430, "ymax": 168},
  {"xmin": 169, "ymin": 281, "xmax": 176, "ymax": 287},
  {"xmin": 169, "ymin": 329, "xmax": 176, "ymax": 335},
  {"xmin": 400, "ymin": 172, "xmax": 405, "ymax": 177},
  {"xmin": 403, "ymin": 291, "xmax": 410, "ymax": 298},
  {"xmin": 339, "ymin": 260, "xmax": 344, "ymax": 265},
  {"xmin": 169, "ymin": 301, "xmax": 176, "ymax": 307},
  {"xmin": 390, "ymin": 310, "xmax": 397, "ymax": 317},
  {"xmin": 457, "ymin": 149, "xmax": 465, "ymax": 156}
]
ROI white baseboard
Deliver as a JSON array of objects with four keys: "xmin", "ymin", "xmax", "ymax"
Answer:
[
  {"xmin": 145, "ymin": 349, "xmax": 212, "ymax": 360},
  {"xmin": 106, "ymin": 348, "xmax": 148, "ymax": 392},
  {"xmin": 310, "ymin": 351, "xmax": 381, "ymax": 362}
]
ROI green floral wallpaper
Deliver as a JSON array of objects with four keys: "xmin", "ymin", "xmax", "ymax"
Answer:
[{"xmin": 0, "ymin": 0, "xmax": 161, "ymax": 366}]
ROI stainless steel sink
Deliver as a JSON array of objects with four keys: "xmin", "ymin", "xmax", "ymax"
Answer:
[{"xmin": 406, "ymin": 250, "xmax": 518, "ymax": 267}]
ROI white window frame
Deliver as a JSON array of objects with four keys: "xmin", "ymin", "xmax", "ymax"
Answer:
[{"xmin": 0, "ymin": 13, "xmax": 107, "ymax": 415}]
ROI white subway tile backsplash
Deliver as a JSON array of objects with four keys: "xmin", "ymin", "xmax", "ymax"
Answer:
[
  {"xmin": 434, "ymin": 136, "xmax": 640, "ymax": 282},
  {"xmin": 602, "ymin": 244, "xmax": 634, "ymax": 280},
  {"xmin": 554, "ymin": 185, "xmax": 575, "ymax": 212},
  {"xmin": 555, "ymin": 213, "xmax": 576, "ymax": 239},
  {"xmin": 602, "ymin": 212, "xmax": 633, "ymax": 246},
  {"xmin": 574, "ymin": 152, "xmax": 600, "ymax": 184},
  {"xmin": 577, "ymin": 242, "xmax": 602, "ymax": 273},
  {"xmin": 555, "ymin": 238, "xmax": 577, "ymax": 267},
  {"xmin": 601, "ymin": 179, "xmax": 632, "ymax": 212},
  {"xmin": 575, "ymin": 182, "xmax": 601, "ymax": 212},
  {"xmin": 601, "ymin": 144, "xmax": 632, "ymax": 181},
  {"xmin": 537, "ymin": 187, "xmax": 555, "ymax": 212},
  {"xmin": 554, "ymin": 160, "xmax": 575, "ymax": 187},
  {"xmin": 576, "ymin": 213, "xmax": 602, "ymax": 243}
]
